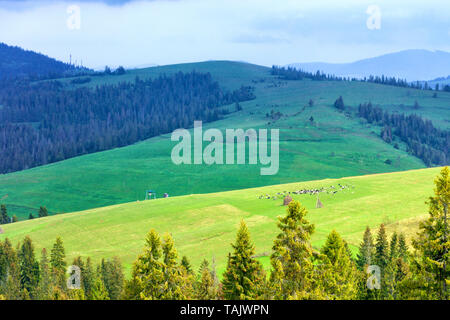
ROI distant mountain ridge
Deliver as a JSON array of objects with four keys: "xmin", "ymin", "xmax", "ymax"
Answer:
[
  {"xmin": 288, "ymin": 49, "xmax": 450, "ymax": 82},
  {"xmin": 0, "ymin": 42, "xmax": 86, "ymax": 80}
]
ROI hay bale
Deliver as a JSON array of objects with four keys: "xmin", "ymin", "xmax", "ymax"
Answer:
[
  {"xmin": 283, "ymin": 195, "xmax": 293, "ymax": 206},
  {"xmin": 316, "ymin": 198, "xmax": 324, "ymax": 208}
]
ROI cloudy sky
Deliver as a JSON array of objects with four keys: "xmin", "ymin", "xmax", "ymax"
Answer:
[{"xmin": 0, "ymin": 0, "xmax": 449, "ymax": 69}]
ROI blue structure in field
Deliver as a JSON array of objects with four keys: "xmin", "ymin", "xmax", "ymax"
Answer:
[{"xmin": 145, "ymin": 190, "xmax": 156, "ymax": 200}]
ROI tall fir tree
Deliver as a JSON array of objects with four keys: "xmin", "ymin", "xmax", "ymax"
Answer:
[
  {"xmin": 374, "ymin": 224, "xmax": 390, "ymax": 299},
  {"xmin": 50, "ymin": 237, "xmax": 66, "ymax": 290},
  {"xmin": 38, "ymin": 206, "xmax": 48, "ymax": 218},
  {"xmin": 18, "ymin": 236, "xmax": 40, "ymax": 296},
  {"xmin": 90, "ymin": 274, "xmax": 109, "ymax": 300},
  {"xmin": 195, "ymin": 259, "xmax": 220, "ymax": 300},
  {"xmin": 181, "ymin": 256, "xmax": 193, "ymax": 275},
  {"xmin": 0, "ymin": 204, "xmax": 8, "ymax": 224},
  {"xmin": 317, "ymin": 230, "xmax": 359, "ymax": 299},
  {"xmin": 356, "ymin": 226, "xmax": 375, "ymax": 270},
  {"xmin": 222, "ymin": 220, "xmax": 265, "ymax": 300},
  {"xmin": 36, "ymin": 248, "xmax": 52, "ymax": 300},
  {"xmin": 99, "ymin": 257, "xmax": 124, "ymax": 300},
  {"xmin": 269, "ymin": 200, "xmax": 316, "ymax": 299},
  {"xmin": 406, "ymin": 167, "xmax": 450, "ymax": 299}
]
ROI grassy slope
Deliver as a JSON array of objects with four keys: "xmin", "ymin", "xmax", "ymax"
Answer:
[
  {"xmin": 0, "ymin": 167, "xmax": 441, "ymax": 276},
  {"xmin": 2, "ymin": 61, "xmax": 450, "ymax": 218}
]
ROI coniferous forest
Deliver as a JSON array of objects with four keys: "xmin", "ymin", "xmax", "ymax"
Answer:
[
  {"xmin": 0, "ymin": 73, "xmax": 255, "ymax": 173},
  {"xmin": 357, "ymin": 102, "xmax": 449, "ymax": 166}
]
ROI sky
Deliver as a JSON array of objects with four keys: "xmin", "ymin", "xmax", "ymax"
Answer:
[{"xmin": 0, "ymin": 0, "xmax": 449, "ymax": 69}]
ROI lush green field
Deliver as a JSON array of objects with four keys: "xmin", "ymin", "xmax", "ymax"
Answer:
[
  {"xmin": 0, "ymin": 167, "xmax": 441, "ymax": 276},
  {"xmin": 2, "ymin": 61, "xmax": 449, "ymax": 218}
]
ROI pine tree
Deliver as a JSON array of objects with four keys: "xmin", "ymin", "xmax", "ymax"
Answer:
[
  {"xmin": 161, "ymin": 233, "xmax": 191, "ymax": 299},
  {"xmin": 195, "ymin": 259, "xmax": 220, "ymax": 300},
  {"xmin": 90, "ymin": 275, "xmax": 110, "ymax": 300},
  {"xmin": 83, "ymin": 257, "xmax": 95, "ymax": 299},
  {"xmin": 50, "ymin": 237, "xmax": 66, "ymax": 272},
  {"xmin": 124, "ymin": 229, "xmax": 191, "ymax": 300},
  {"xmin": 269, "ymin": 200, "xmax": 316, "ymax": 299},
  {"xmin": 124, "ymin": 229, "xmax": 164, "ymax": 300},
  {"xmin": 374, "ymin": 224, "xmax": 389, "ymax": 298},
  {"xmin": 0, "ymin": 204, "xmax": 8, "ymax": 224},
  {"xmin": 375, "ymin": 224, "xmax": 389, "ymax": 270},
  {"xmin": 356, "ymin": 226, "xmax": 375, "ymax": 269},
  {"xmin": 99, "ymin": 257, "xmax": 124, "ymax": 300},
  {"xmin": 1, "ymin": 242, "xmax": 22, "ymax": 300},
  {"xmin": 408, "ymin": 167, "xmax": 450, "ymax": 299},
  {"xmin": 38, "ymin": 206, "xmax": 48, "ymax": 218},
  {"xmin": 222, "ymin": 220, "xmax": 265, "ymax": 300},
  {"xmin": 0, "ymin": 238, "xmax": 16, "ymax": 284},
  {"xmin": 334, "ymin": 96, "xmax": 345, "ymax": 110},
  {"xmin": 181, "ymin": 256, "xmax": 193, "ymax": 274},
  {"xmin": 50, "ymin": 237, "xmax": 66, "ymax": 290},
  {"xmin": 389, "ymin": 232, "xmax": 399, "ymax": 261},
  {"xmin": 18, "ymin": 236, "xmax": 40, "ymax": 296},
  {"xmin": 397, "ymin": 234, "xmax": 408, "ymax": 261},
  {"xmin": 317, "ymin": 230, "xmax": 359, "ymax": 299},
  {"xmin": 36, "ymin": 248, "xmax": 52, "ymax": 300}
]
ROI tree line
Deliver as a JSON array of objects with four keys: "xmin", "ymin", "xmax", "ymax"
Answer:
[
  {"xmin": 1, "ymin": 167, "xmax": 449, "ymax": 300},
  {"xmin": 0, "ymin": 72, "xmax": 255, "ymax": 173},
  {"xmin": 0, "ymin": 42, "xmax": 87, "ymax": 81},
  {"xmin": 271, "ymin": 66, "xmax": 450, "ymax": 91},
  {"xmin": 357, "ymin": 102, "xmax": 449, "ymax": 166}
]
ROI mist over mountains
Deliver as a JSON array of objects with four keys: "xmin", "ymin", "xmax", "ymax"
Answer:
[{"xmin": 288, "ymin": 49, "xmax": 450, "ymax": 82}]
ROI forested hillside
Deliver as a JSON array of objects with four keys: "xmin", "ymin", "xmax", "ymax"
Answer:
[
  {"xmin": 0, "ymin": 42, "xmax": 84, "ymax": 80},
  {"xmin": 0, "ymin": 72, "xmax": 254, "ymax": 173}
]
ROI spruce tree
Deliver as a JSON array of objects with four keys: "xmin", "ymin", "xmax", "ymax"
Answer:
[
  {"xmin": 374, "ymin": 224, "xmax": 389, "ymax": 298},
  {"xmin": 375, "ymin": 224, "xmax": 389, "ymax": 270},
  {"xmin": 181, "ymin": 256, "xmax": 193, "ymax": 274},
  {"xmin": 36, "ymin": 248, "xmax": 52, "ymax": 300},
  {"xmin": 38, "ymin": 206, "xmax": 48, "ymax": 218},
  {"xmin": 18, "ymin": 236, "xmax": 40, "ymax": 296},
  {"xmin": 389, "ymin": 232, "xmax": 399, "ymax": 261},
  {"xmin": 83, "ymin": 257, "xmax": 95, "ymax": 299},
  {"xmin": 318, "ymin": 230, "xmax": 359, "ymax": 299},
  {"xmin": 90, "ymin": 275, "xmax": 110, "ymax": 300},
  {"xmin": 124, "ymin": 229, "xmax": 164, "ymax": 300},
  {"xmin": 50, "ymin": 237, "xmax": 66, "ymax": 290},
  {"xmin": 408, "ymin": 167, "xmax": 450, "ymax": 299},
  {"xmin": 269, "ymin": 200, "xmax": 316, "ymax": 299},
  {"xmin": 356, "ymin": 226, "xmax": 375, "ymax": 269},
  {"xmin": 195, "ymin": 259, "xmax": 220, "ymax": 300},
  {"xmin": 100, "ymin": 257, "xmax": 124, "ymax": 300},
  {"xmin": 2, "ymin": 243, "xmax": 22, "ymax": 300},
  {"xmin": 222, "ymin": 220, "xmax": 265, "ymax": 300},
  {"xmin": 397, "ymin": 234, "xmax": 408, "ymax": 261},
  {"xmin": 0, "ymin": 204, "xmax": 8, "ymax": 224},
  {"xmin": 124, "ymin": 229, "xmax": 191, "ymax": 299},
  {"xmin": 161, "ymin": 233, "xmax": 190, "ymax": 299}
]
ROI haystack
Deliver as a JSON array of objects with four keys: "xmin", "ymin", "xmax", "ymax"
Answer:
[
  {"xmin": 316, "ymin": 197, "xmax": 324, "ymax": 208},
  {"xmin": 283, "ymin": 195, "xmax": 293, "ymax": 206}
]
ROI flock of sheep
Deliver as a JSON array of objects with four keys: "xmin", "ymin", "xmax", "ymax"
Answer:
[{"xmin": 257, "ymin": 183, "xmax": 355, "ymax": 200}]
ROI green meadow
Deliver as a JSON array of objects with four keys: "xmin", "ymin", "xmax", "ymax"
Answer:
[
  {"xmin": 2, "ymin": 61, "xmax": 449, "ymax": 218},
  {"xmin": 0, "ymin": 167, "xmax": 441, "ymax": 276}
]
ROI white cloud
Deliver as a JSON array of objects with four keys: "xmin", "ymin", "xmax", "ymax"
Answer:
[{"xmin": 0, "ymin": 0, "xmax": 449, "ymax": 68}]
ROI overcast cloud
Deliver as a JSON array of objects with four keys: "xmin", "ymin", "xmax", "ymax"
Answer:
[{"xmin": 0, "ymin": 0, "xmax": 449, "ymax": 68}]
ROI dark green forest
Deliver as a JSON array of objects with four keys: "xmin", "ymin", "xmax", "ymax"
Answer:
[{"xmin": 0, "ymin": 72, "xmax": 254, "ymax": 173}]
